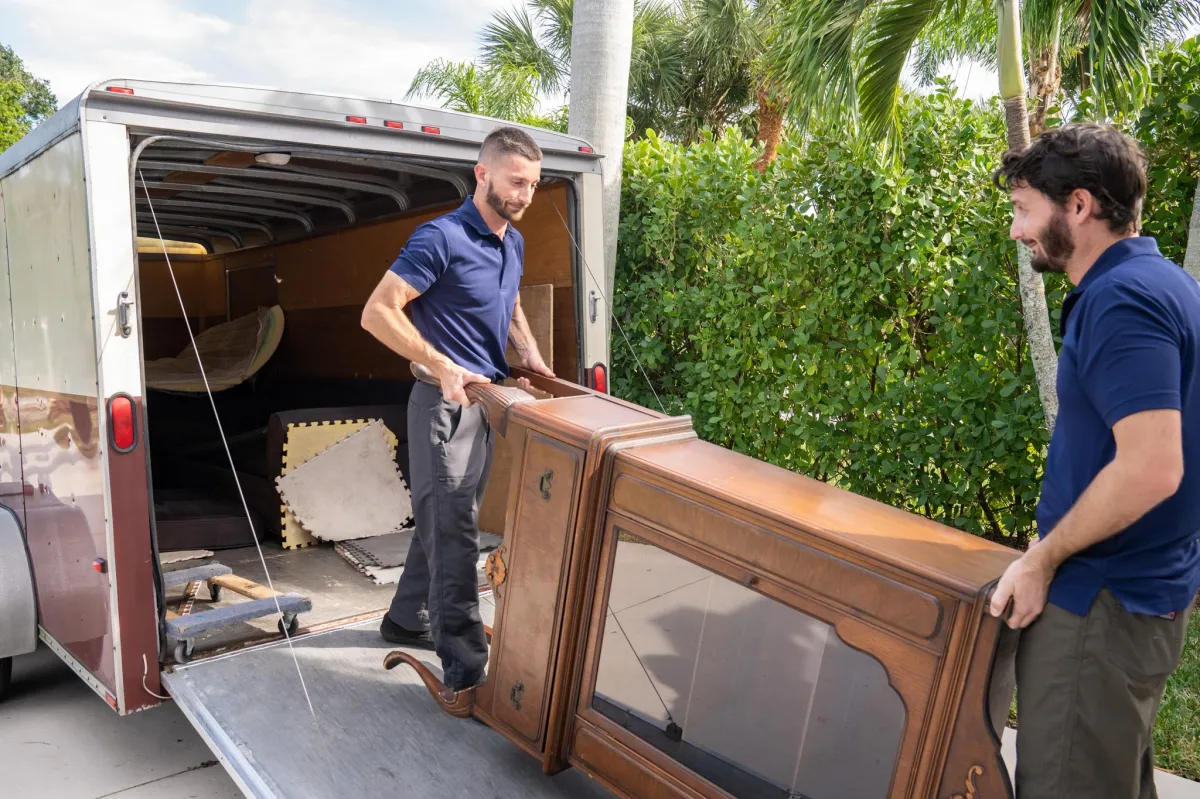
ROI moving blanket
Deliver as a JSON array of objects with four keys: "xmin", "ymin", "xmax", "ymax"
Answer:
[{"xmin": 144, "ymin": 305, "xmax": 285, "ymax": 393}]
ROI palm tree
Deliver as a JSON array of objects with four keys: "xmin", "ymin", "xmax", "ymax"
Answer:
[
  {"xmin": 477, "ymin": 0, "xmax": 793, "ymax": 167},
  {"xmin": 773, "ymin": 0, "xmax": 1198, "ymax": 431},
  {"xmin": 569, "ymin": 0, "xmax": 637, "ymax": 343},
  {"xmin": 775, "ymin": 0, "xmax": 1199, "ymax": 146},
  {"xmin": 405, "ymin": 59, "xmax": 567, "ymax": 131}
]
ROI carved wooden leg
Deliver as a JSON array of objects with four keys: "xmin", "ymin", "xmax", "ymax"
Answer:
[{"xmin": 383, "ymin": 650, "xmax": 476, "ymax": 719}]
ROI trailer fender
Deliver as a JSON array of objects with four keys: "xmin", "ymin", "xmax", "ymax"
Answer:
[{"xmin": 0, "ymin": 504, "xmax": 37, "ymax": 662}]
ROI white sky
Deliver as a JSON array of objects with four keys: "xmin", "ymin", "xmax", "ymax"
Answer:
[
  {"xmin": 7, "ymin": 0, "xmax": 1146, "ymax": 114},
  {"xmin": 0, "ymin": 0, "xmax": 515, "ymax": 107}
]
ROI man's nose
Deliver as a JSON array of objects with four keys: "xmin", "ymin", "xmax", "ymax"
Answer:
[{"xmin": 1009, "ymin": 218, "xmax": 1023, "ymax": 242}]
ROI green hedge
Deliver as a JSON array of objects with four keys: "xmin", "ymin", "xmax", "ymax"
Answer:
[{"xmin": 613, "ymin": 84, "xmax": 1069, "ymax": 546}]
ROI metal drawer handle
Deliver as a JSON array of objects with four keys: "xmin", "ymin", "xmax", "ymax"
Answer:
[{"xmin": 538, "ymin": 469, "xmax": 553, "ymax": 501}]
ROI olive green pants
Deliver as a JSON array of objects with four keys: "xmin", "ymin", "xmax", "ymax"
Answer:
[{"xmin": 1014, "ymin": 588, "xmax": 1194, "ymax": 798}]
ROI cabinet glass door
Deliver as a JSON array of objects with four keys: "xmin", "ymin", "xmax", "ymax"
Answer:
[{"xmin": 591, "ymin": 531, "xmax": 906, "ymax": 798}]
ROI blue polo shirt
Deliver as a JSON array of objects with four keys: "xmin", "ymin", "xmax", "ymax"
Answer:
[
  {"xmin": 388, "ymin": 197, "xmax": 524, "ymax": 382},
  {"xmin": 1038, "ymin": 237, "xmax": 1200, "ymax": 617}
]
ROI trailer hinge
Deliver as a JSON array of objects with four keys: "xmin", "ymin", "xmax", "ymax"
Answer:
[
  {"xmin": 117, "ymin": 291, "xmax": 134, "ymax": 338},
  {"xmin": 588, "ymin": 290, "xmax": 599, "ymax": 323}
]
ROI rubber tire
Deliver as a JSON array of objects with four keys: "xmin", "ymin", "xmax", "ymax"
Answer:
[
  {"xmin": 0, "ymin": 657, "xmax": 12, "ymax": 701},
  {"xmin": 208, "ymin": 582, "xmax": 222, "ymax": 602},
  {"xmin": 278, "ymin": 615, "xmax": 300, "ymax": 637}
]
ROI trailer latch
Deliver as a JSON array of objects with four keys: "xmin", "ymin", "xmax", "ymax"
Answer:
[{"xmin": 117, "ymin": 291, "xmax": 135, "ymax": 338}]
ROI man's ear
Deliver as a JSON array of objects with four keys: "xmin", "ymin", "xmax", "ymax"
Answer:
[
  {"xmin": 474, "ymin": 162, "xmax": 488, "ymax": 187},
  {"xmin": 1069, "ymin": 188, "xmax": 1099, "ymax": 222}
]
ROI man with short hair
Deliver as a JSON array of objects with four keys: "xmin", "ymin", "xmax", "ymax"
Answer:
[
  {"xmin": 361, "ymin": 126, "xmax": 554, "ymax": 692},
  {"xmin": 991, "ymin": 123, "xmax": 1200, "ymax": 798}
]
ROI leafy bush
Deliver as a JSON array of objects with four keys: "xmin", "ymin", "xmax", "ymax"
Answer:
[
  {"xmin": 613, "ymin": 84, "xmax": 1069, "ymax": 546},
  {"xmin": 1136, "ymin": 36, "xmax": 1200, "ymax": 264}
]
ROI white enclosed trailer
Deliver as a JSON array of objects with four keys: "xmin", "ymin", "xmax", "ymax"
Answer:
[{"xmin": 0, "ymin": 79, "xmax": 613, "ymax": 797}]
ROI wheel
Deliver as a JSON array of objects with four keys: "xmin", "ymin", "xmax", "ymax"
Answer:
[
  {"xmin": 208, "ymin": 581, "xmax": 222, "ymax": 602},
  {"xmin": 0, "ymin": 657, "xmax": 11, "ymax": 701},
  {"xmin": 278, "ymin": 615, "xmax": 300, "ymax": 637},
  {"xmin": 173, "ymin": 639, "xmax": 194, "ymax": 664}
]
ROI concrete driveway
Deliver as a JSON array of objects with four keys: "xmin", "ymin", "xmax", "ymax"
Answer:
[
  {"xmin": 4, "ymin": 573, "xmax": 1196, "ymax": 799},
  {"xmin": 1, "ymin": 646, "xmax": 243, "ymax": 798}
]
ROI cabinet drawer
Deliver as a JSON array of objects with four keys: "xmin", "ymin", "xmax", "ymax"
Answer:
[{"xmin": 490, "ymin": 433, "xmax": 582, "ymax": 745}]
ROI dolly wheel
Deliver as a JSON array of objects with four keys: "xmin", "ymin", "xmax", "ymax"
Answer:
[
  {"xmin": 278, "ymin": 615, "xmax": 300, "ymax": 637},
  {"xmin": 173, "ymin": 639, "xmax": 194, "ymax": 664},
  {"xmin": 0, "ymin": 657, "xmax": 11, "ymax": 701},
  {"xmin": 208, "ymin": 581, "xmax": 222, "ymax": 602}
]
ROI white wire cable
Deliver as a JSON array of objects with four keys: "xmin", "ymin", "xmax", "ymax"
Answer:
[
  {"xmin": 138, "ymin": 170, "xmax": 317, "ymax": 722},
  {"xmin": 548, "ymin": 198, "xmax": 667, "ymax": 414}
]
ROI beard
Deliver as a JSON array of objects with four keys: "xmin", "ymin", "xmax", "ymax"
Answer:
[
  {"xmin": 1026, "ymin": 207, "xmax": 1073, "ymax": 274},
  {"xmin": 485, "ymin": 183, "xmax": 527, "ymax": 222}
]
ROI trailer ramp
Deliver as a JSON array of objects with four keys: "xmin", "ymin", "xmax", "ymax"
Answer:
[{"xmin": 162, "ymin": 620, "xmax": 613, "ymax": 799}]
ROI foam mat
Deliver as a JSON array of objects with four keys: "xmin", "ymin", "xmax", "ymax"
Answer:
[
  {"xmin": 278, "ymin": 421, "xmax": 411, "ymax": 543},
  {"xmin": 336, "ymin": 531, "xmax": 502, "ymax": 586},
  {"xmin": 279, "ymin": 418, "xmax": 402, "ymax": 549}
]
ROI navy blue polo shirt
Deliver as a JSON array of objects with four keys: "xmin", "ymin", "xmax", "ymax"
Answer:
[
  {"xmin": 388, "ymin": 197, "xmax": 524, "ymax": 382},
  {"xmin": 1038, "ymin": 237, "xmax": 1200, "ymax": 617}
]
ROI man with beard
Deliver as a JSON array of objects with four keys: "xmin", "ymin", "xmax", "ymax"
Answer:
[
  {"xmin": 361, "ymin": 126, "xmax": 554, "ymax": 692},
  {"xmin": 991, "ymin": 123, "xmax": 1200, "ymax": 797}
]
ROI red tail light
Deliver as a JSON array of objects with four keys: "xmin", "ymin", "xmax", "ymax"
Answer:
[
  {"xmin": 108, "ymin": 394, "xmax": 137, "ymax": 453},
  {"xmin": 106, "ymin": 86, "xmax": 135, "ymax": 95},
  {"xmin": 421, "ymin": 125, "xmax": 441, "ymax": 134},
  {"xmin": 384, "ymin": 120, "xmax": 404, "ymax": 129},
  {"xmin": 590, "ymin": 363, "xmax": 608, "ymax": 394},
  {"xmin": 579, "ymin": 145, "xmax": 594, "ymax": 153},
  {"xmin": 346, "ymin": 115, "xmax": 367, "ymax": 124}
]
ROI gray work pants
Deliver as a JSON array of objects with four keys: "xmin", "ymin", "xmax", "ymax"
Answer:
[
  {"xmin": 387, "ymin": 381, "xmax": 493, "ymax": 690},
  {"xmin": 1015, "ymin": 588, "xmax": 1195, "ymax": 798}
]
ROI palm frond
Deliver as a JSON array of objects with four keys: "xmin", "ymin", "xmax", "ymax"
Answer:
[
  {"xmin": 531, "ymin": 0, "xmax": 576, "ymax": 60},
  {"xmin": 480, "ymin": 5, "xmax": 566, "ymax": 94},
  {"xmin": 630, "ymin": 1, "xmax": 688, "ymax": 117},
  {"xmin": 1083, "ymin": 0, "xmax": 1154, "ymax": 114},
  {"xmin": 857, "ymin": 0, "xmax": 946, "ymax": 142},
  {"xmin": 773, "ymin": 0, "xmax": 877, "ymax": 132},
  {"xmin": 908, "ymin": 0, "xmax": 997, "ymax": 87}
]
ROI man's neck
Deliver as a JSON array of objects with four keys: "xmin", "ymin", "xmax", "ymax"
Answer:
[
  {"xmin": 1067, "ymin": 231, "xmax": 1136, "ymax": 285},
  {"xmin": 473, "ymin": 194, "xmax": 508, "ymax": 239}
]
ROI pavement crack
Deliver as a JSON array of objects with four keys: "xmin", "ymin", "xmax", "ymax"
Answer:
[{"xmin": 92, "ymin": 760, "xmax": 220, "ymax": 798}]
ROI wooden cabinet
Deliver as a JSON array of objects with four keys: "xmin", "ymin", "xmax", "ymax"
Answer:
[{"xmin": 387, "ymin": 373, "xmax": 1020, "ymax": 799}]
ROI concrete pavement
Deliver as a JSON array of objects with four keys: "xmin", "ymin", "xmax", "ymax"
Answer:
[
  {"xmin": 1, "ymin": 646, "xmax": 243, "ymax": 799},
  {"xmin": 4, "ymin": 565, "xmax": 1196, "ymax": 799}
]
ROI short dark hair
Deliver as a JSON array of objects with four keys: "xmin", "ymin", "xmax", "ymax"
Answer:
[
  {"xmin": 480, "ymin": 126, "xmax": 543, "ymax": 164},
  {"xmin": 992, "ymin": 123, "xmax": 1148, "ymax": 234}
]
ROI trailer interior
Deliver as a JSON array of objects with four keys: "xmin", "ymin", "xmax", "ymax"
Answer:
[{"xmin": 131, "ymin": 135, "xmax": 583, "ymax": 659}]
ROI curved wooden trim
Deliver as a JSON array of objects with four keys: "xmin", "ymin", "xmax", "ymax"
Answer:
[{"xmin": 383, "ymin": 650, "xmax": 476, "ymax": 719}]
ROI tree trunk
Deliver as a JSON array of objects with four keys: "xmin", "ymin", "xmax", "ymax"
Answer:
[
  {"xmin": 1184, "ymin": 178, "xmax": 1200, "ymax": 281},
  {"xmin": 753, "ymin": 85, "xmax": 784, "ymax": 173},
  {"xmin": 568, "ymin": 0, "xmax": 636, "ymax": 334},
  {"xmin": 1005, "ymin": 96, "xmax": 1060, "ymax": 432},
  {"xmin": 1027, "ymin": 8, "xmax": 1063, "ymax": 137},
  {"xmin": 1028, "ymin": 51, "xmax": 1061, "ymax": 137}
]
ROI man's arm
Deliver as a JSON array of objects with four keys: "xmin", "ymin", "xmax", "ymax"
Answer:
[
  {"xmin": 508, "ymin": 293, "xmax": 555, "ymax": 377},
  {"xmin": 361, "ymin": 271, "xmax": 489, "ymax": 406},
  {"xmin": 990, "ymin": 408, "xmax": 1184, "ymax": 627}
]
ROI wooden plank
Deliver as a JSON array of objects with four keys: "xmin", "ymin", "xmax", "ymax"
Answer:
[
  {"xmin": 507, "ymin": 283, "xmax": 554, "ymax": 372},
  {"xmin": 554, "ymin": 286, "xmax": 580, "ymax": 381},
  {"xmin": 209, "ymin": 574, "xmax": 277, "ymax": 601}
]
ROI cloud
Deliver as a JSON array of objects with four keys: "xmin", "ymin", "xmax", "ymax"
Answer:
[{"xmin": 0, "ymin": 0, "xmax": 509, "ymax": 107}]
